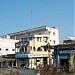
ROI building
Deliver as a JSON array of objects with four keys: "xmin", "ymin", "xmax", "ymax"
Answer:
[
  {"xmin": 13, "ymin": 26, "xmax": 59, "ymax": 68},
  {"xmin": 3, "ymin": 26, "xmax": 59, "ymax": 45},
  {"xmin": 63, "ymin": 37, "xmax": 75, "ymax": 44},
  {"xmin": 0, "ymin": 37, "xmax": 19, "ymax": 67},
  {"xmin": 53, "ymin": 43, "xmax": 75, "ymax": 71},
  {"xmin": 15, "ymin": 35, "xmax": 51, "ymax": 68}
]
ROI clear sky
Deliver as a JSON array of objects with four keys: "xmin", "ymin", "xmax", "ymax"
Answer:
[{"xmin": 0, "ymin": 0, "xmax": 74, "ymax": 42}]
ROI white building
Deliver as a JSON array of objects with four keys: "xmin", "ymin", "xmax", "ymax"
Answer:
[
  {"xmin": 4, "ymin": 25, "xmax": 59, "ymax": 45},
  {"xmin": 0, "ymin": 37, "xmax": 19, "ymax": 56}
]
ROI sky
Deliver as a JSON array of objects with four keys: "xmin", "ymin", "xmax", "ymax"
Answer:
[{"xmin": 0, "ymin": 0, "xmax": 74, "ymax": 42}]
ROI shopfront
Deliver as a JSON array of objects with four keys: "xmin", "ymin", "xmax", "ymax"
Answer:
[
  {"xmin": 54, "ymin": 44, "xmax": 75, "ymax": 70},
  {"xmin": 15, "ymin": 52, "xmax": 30, "ymax": 68},
  {"xmin": 15, "ymin": 52, "xmax": 49, "ymax": 68}
]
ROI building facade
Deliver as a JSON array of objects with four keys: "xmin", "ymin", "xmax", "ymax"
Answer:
[
  {"xmin": 12, "ymin": 26, "xmax": 59, "ymax": 68},
  {"xmin": 15, "ymin": 35, "xmax": 51, "ymax": 68},
  {"xmin": 53, "ymin": 44, "xmax": 75, "ymax": 71},
  {"xmin": 4, "ymin": 26, "xmax": 59, "ymax": 45},
  {"xmin": 0, "ymin": 37, "xmax": 19, "ymax": 67}
]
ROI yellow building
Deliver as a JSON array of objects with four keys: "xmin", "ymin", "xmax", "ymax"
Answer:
[
  {"xmin": 15, "ymin": 35, "xmax": 51, "ymax": 68},
  {"xmin": 8, "ymin": 26, "xmax": 59, "ymax": 68}
]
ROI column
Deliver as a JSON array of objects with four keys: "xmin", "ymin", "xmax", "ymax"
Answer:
[
  {"xmin": 47, "ymin": 58, "xmax": 49, "ymax": 65},
  {"xmin": 12, "ymin": 61, "xmax": 14, "ymax": 67},
  {"xmin": 71, "ymin": 53, "xmax": 74, "ymax": 70},
  {"xmin": 6, "ymin": 61, "xmax": 9, "ymax": 67},
  {"xmin": 16, "ymin": 59, "xmax": 18, "ymax": 67},
  {"xmin": 1, "ymin": 62, "xmax": 3, "ymax": 67}
]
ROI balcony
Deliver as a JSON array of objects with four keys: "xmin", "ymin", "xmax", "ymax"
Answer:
[{"xmin": 15, "ymin": 41, "xmax": 29, "ymax": 48}]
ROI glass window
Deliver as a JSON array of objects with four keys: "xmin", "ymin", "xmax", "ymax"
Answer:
[
  {"xmin": 37, "ymin": 47, "xmax": 42, "ymax": 51},
  {"xmin": 37, "ymin": 37, "xmax": 39, "ymax": 42},
  {"xmin": 33, "ymin": 37, "xmax": 35, "ymax": 42},
  {"xmin": 43, "ymin": 37, "xmax": 48, "ymax": 43},
  {"xmin": 37, "ymin": 60, "xmax": 40, "ymax": 62},
  {"xmin": 49, "ymin": 31, "xmax": 50, "ymax": 35},
  {"xmin": 6, "ymin": 49, "xmax": 8, "ymax": 51},
  {"xmin": 30, "ymin": 46, "xmax": 32, "ymax": 50},
  {"xmin": 29, "ymin": 37, "xmax": 32, "ymax": 40},
  {"xmin": 22, "ymin": 38, "xmax": 27, "ymax": 41},
  {"xmin": 12, "ymin": 49, "xmax": 15, "ymax": 51},
  {"xmin": 0, "ymin": 48, "xmax": 1, "ymax": 50},
  {"xmin": 40, "ymin": 37, "xmax": 42, "ymax": 42},
  {"xmin": 33, "ymin": 46, "xmax": 36, "ymax": 51},
  {"xmin": 53, "ymin": 40, "xmax": 55, "ymax": 44},
  {"xmin": 53, "ymin": 32, "xmax": 55, "ymax": 36}
]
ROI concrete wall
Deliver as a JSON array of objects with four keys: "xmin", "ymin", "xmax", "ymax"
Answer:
[{"xmin": 0, "ymin": 38, "xmax": 19, "ymax": 56}]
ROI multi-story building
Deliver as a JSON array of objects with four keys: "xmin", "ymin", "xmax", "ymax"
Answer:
[
  {"xmin": 15, "ymin": 35, "xmax": 51, "ymax": 68},
  {"xmin": 4, "ymin": 25, "xmax": 59, "ymax": 68},
  {"xmin": 4, "ymin": 25, "xmax": 59, "ymax": 45},
  {"xmin": 0, "ymin": 37, "xmax": 19, "ymax": 67}
]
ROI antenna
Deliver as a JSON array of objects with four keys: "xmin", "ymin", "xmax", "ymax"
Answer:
[{"xmin": 31, "ymin": 10, "xmax": 33, "ymax": 28}]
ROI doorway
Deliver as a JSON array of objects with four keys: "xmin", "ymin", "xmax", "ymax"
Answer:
[
  {"xmin": 43, "ymin": 58, "xmax": 47, "ymax": 65},
  {"xmin": 60, "ymin": 59, "xmax": 69, "ymax": 72}
]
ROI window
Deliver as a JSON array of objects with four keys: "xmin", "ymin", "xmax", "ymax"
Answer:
[
  {"xmin": 53, "ymin": 40, "xmax": 55, "ymax": 44},
  {"xmin": 22, "ymin": 38, "xmax": 27, "ymax": 41},
  {"xmin": 12, "ymin": 49, "xmax": 15, "ymax": 51},
  {"xmin": 37, "ymin": 37, "xmax": 42, "ymax": 42},
  {"xmin": 40, "ymin": 37, "xmax": 42, "ymax": 42},
  {"xmin": 49, "ymin": 31, "xmax": 50, "ymax": 35},
  {"xmin": 37, "ymin": 47, "xmax": 42, "ymax": 51},
  {"xmin": 50, "ymin": 40, "xmax": 51, "ymax": 43},
  {"xmin": 37, "ymin": 60, "xmax": 40, "ymax": 62},
  {"xmin": 6, "ymin": 49, "xmax": 8, "ymax": 51},
  {"xmin": 33, "ymin": 46, "xmax": 36, "ymax": 51},
  {"xmin": 0, "ymin": 48, "xmax": 1, "ymax": 50},
  {"xmin": 19, "ymin": 47, "xmax": 24, "ymax": 52},
  {"xmin": 33, "ymin": 37, "xmax": 35, "ymax": 42},
  {"xmin": 53, "ymin": 32, "xmax": 55, "ymax": 36},
  {"xmin": 43, "ymin": 37, "xmax": 48, "ymax": 43},
  {"xmin": 30, "ymin": 46, "xmax": 32, "ymax": 50},
  {"xmin": 37, "ymin": 37, "xmax": 39, "ymax": 42},
  {"xmin": 29, "ymin": 37, "xmax": 32, "ymax": 40}
]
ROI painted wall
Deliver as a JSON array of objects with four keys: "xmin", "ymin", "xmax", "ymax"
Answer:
[{"xmin": 0, "ymin": 38, "xmax": 19, "ymax": 56}]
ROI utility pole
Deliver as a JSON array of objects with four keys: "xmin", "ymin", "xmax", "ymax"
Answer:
[{"xmin": 31, "ymin": 10, "xmax": 33, "ymax": 28}]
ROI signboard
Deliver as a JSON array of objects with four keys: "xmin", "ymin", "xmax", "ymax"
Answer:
[
  {"xmin": 15, "ymin": 41, "xmax": 29, "ymax": 48},
  {"xmin": 59, "ymin": 56, "xmax": 68, "ymax": 59},
  {"xmin": 31, "ymin": 54, "xmax": 48, "ymax": 57},
  {"xmin": 15, "ymin": 52, "xmax": 49, "ymax": 58},
  {"xmin": 15, "ymin": 52, "xmax": 29, "ymax": 58},
  {"xmin": 60, "ymin": 50, "xmax": 75, "ymax": 54}
]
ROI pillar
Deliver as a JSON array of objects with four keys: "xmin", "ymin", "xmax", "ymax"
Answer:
[
  {"xmin": 1, "ymin": 62, "xmax": 3, "ymax": 68},
  {"xmin": 16, "ymin": 59, "xmax": 18, "ymax": 67},
  {"xmin": 71, "ymin": 53, "xmax": 74, "ymax": 70},
  {"xmin": 6, "ymin": 61, "xmax": 9, "ymax": 67},
  {"xmin": 12, "ymin": 61, "xmax": 14, "ymax": 67}
]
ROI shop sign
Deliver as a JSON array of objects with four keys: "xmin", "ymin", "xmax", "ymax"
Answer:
[
  {"xmin": 15, "ymin": 52, "xmax": 29, "ymax": 58},
  {"xmin": 15, "ymin": 41, "xmax": 28, "ymax": 48},
  {"xmin": 60, "ymin": 50, "xmax": 75, "ymax": 54},
  {"xmin": 31, "ymin": 54, "xmax": 48, "ymax": 57},
  {"xmin": 59, "ymin": 56, "xmax": 68, "ymax": 59}
]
